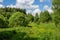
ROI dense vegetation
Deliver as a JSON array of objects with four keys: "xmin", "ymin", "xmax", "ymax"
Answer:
[{"xmin": 0, "ymin": 0, "xmax": 60, "ymax": 40}]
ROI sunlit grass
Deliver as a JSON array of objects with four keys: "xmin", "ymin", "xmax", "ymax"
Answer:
[{"xmin": 0, "ymin": 22, "xmax": 60, "ymax": 40}]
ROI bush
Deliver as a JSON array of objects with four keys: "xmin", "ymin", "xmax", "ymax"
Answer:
[
  {"xmin": 40, "ymin": 11, "xmax": 52, "ymax": 23},
  {"xmin": 0, "ymin": 14, "xmax": 8, "ymax": 28},
  {"xmin": 9, "ymin": 12, "xmax": 28, "ymax": 27},
  {"xmin": 0, "ymin": 30, "xmax": 17, "ymax": 40},
  {"xmin": 0, "ymin": 29, "xmax": 38, "ymax": 40}
]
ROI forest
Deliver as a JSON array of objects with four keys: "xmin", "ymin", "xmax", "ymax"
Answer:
[{"xmin": 0, "ymin": 0, "xmax": 60, "ymax": 40}]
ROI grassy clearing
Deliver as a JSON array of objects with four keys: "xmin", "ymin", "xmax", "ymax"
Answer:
[{"xmin": 0, "ymin": 23, "xmax": 60, "ymax": 40}]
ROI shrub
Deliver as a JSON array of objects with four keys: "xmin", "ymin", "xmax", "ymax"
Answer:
[
  {"xmin": 0, "ymin": 14, "xmax": 8, "ymax": 28},
  {"xmin": 0, "ymin": 30, "xmax": 16, "ymax": 40},
  {"xmin": 40, "ymin": 11, "xmax": 52, "ymax": 23},
  {"xmin": 9, "ymin": 12, "xmax": 28, "ymax": 27}
]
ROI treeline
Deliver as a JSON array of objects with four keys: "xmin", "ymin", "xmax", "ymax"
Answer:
[
  {"xmin": 0, "ymin": 7, "xmax": 60, "ymax": 28},
  {"xmin": 0, "ymin": 8, "xmax": 27, "ymax": 28},
  {"xmin": 0, "ymin": 7, "xmax": 26, "ymax": 19},
  {"xmin": 0, "ymin": 8, "xmax": 52, "ymax": 28}
]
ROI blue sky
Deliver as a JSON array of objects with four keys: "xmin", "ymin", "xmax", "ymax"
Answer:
[
  {"xmin": 33, "ymin": 0, "xmax": 52, "ymax": 10},
  {"xmin": 0, "ymin": 0, "xmax": 53, "ymax": 15},
  {"xmin": 2, "ymin": 0, "xmax": 16, "ymax": 6}
]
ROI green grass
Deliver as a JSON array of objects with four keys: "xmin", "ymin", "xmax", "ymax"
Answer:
[{"xmin": 0, "ymin": 23, "xmax": 60, "ymax": 40}]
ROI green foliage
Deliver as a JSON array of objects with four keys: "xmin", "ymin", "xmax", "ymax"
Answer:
[
  {"xmin": 40, "ymin": 11, "xmax": 52, "ymax": 23},
  {"xmin": 0, "ymin": 8, "xmax": 26, "ymax": 19},
  {"xmin": 9, "ymin": 12, "xmax": 28, "ymax": 27},
  {"xmin": 0, "ymin": 24, "xmax": 60, "ymax": 40},
  {"xmin": 0, "ymin": 4, "xmax": 60, "ymax": 40},
  {"xmin": 34, "ymin": 13, "xmax": 40, "ymax": 24},
  {"xmin": 52, "ymin": 0, "xmax": 60, "ymax": 11},
  {"xmin": 0, "ymin": 30, "xmax": 17, "ymax": 40},
  {"xmin": 54, "ymin": 15, "xmax": 60, "ymax": 27},
  {"xmin": 52, "ymin": 0, "xmax": 60, "ymax": 27},
  {"xmin": 0, "ymin": 14, "xmax": 8, "ymax": 28},
  {"xmin": 26, "ymin": 14, "xmax": 34, "ymax": 23},
  {"xmin": 51, "ymin": 10, "xmax": 60, "ymax": 27}
]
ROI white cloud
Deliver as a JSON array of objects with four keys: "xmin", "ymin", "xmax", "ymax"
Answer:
[
  {"xmin": 44, "ymin": 5, "xmax": 49, "ymax": 10},
  {"xmin": 16, "ymin": 0, "xmax": 41, "ymax": 15},
  {"xmin": 17, "ymin": 0, "xmax": 34, "ymax": 5},
  {"xmin": 5, "ymin": 0, "xmax": 41, "ymax": 15},
  {"xmin": 0, "ymin": 0, "xmax": 3, "ymax": 2},
  {"xmin": 32, "ymin": 9, "xmax": 41, "ymax": 16},
  {"xmin": 47, "ymin": 9, "xmax": 53, "ymax": 13},
  {"xmin": 26, "ymin": 8, "xmax": 41, "ymax": 16},
  {"xmin": 16, "ymin": 0, "xmax": 35, "ymax": 9},
  {"xmin": 44, "ymin": 5, "xmax": 53, "ymax": 13},
  {"xmin": 0, "ymin": 0, "xmax": 4, "ymax": 8},
  {"xmin": 0, "ymin": 4, "xmax": 4, "ymax": 8},
  {"xmin": 26, "ymin": 5, "xmax": 39, "ymax": 10},
  {"xmin": 6, "ymin": 5, "xmax": 16, "ymax": 8},
  {"xmin": 26, "ymin": 10, "xmax": 32, "ymax": 14},
  {"xmin": 26, "ymin": 6, "xmax": 41, "ymax": 16}
]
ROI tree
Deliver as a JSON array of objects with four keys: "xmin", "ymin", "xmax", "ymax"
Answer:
[
  {"xmin": 0, "ymin": 8, "xmax": 26, "ymax": 19},
  {"xmin": 40, "ymin": 11, "xmax": 52, "ymax": 23},
  {"xmin": 0, "ymin": 14, "xmax": 8, "ymax": 28},
  {"xmin": 52, "ymin": 0, "xmax": 60, "ymax": 11},
  {"xmin": 26, "ymin": 13, "xmax": 34, "ymax": 23},
  {"xmin": 52, "ymin": 11, "xmax": 60, "ymax": 27},
  {"xmin": 34, "ymin": 13, "xmax": 40, "ymax": 24},
  {"xmin": 9, "ymin": 12, "xmax": 27, "ymax": 27},
  {"xmin": 52, "ymin": 0, "xmax": 60, "ymax": 27}
]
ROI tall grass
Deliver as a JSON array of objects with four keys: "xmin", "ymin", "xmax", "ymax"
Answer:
[{"xmin": 0, "ymin": 22, "xmax": 60, "ymax": 40}]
